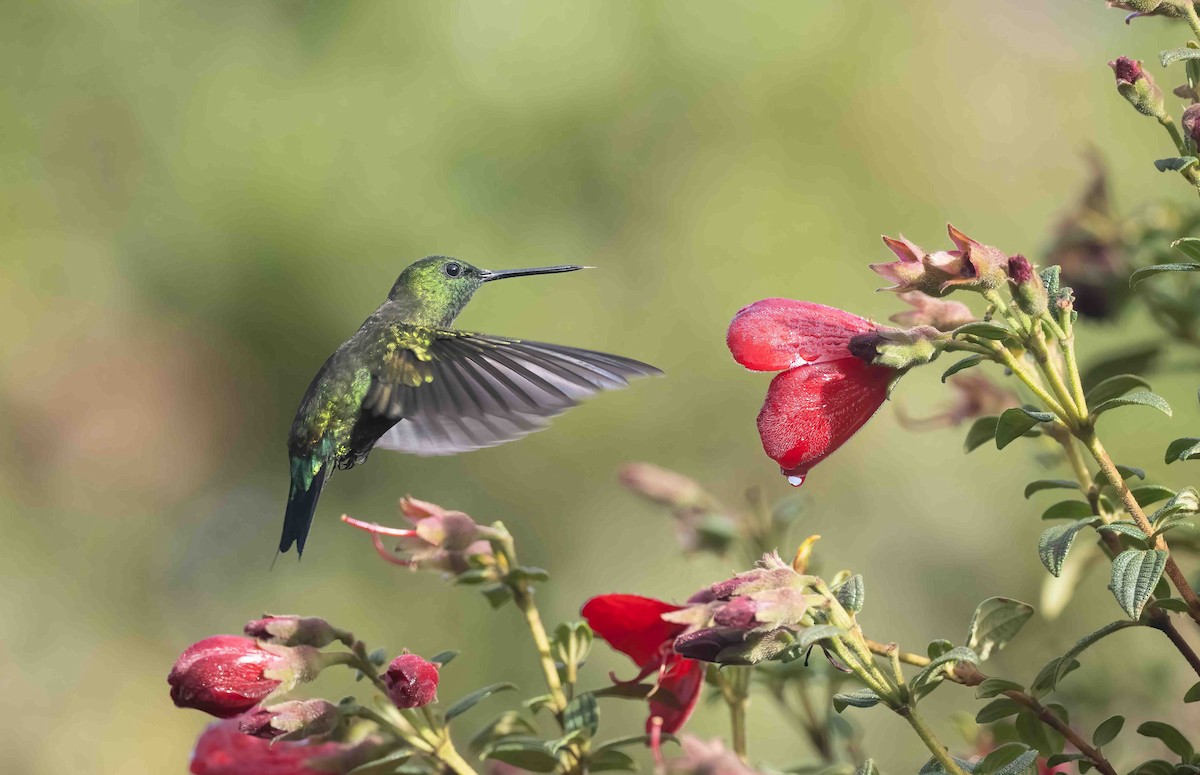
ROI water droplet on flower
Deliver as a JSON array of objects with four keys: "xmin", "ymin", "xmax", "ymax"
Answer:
[{"xmin": 786, "ymin": 474, "xmax": 805, "ymax": 487}]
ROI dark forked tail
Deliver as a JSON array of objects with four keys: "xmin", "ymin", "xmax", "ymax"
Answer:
[{"xmin": 279, "ymin": 463, "xmax": 329, "ymax": 557}]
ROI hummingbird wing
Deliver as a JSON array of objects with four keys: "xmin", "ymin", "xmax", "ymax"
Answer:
[{"xmin": 368, "ymin": 331, "xmax": 660, "ymax": 457}]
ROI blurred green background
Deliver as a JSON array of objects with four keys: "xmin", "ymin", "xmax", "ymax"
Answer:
[{"xmin": 4, "ymin": 0, "xmax": 1200, "ymax": 771}]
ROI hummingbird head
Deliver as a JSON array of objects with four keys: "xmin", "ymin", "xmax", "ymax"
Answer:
[{"xmin": 388, "ymin": 256, "xmax": 586, "ymax": 327}]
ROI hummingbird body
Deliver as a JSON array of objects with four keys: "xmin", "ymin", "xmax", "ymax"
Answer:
[{"xmin": 280, "ymin": 256, "xmax": 660, "ymax": 556}]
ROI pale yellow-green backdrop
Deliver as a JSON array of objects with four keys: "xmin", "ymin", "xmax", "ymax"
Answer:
[{"xmin": 3, "ymin": 1, "xmax": 1199, "ymax": 772}]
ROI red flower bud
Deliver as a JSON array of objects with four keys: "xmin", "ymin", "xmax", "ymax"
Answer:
[
  {"xmin": 189, "ymin": 716, "xmax": 355, "ymax": 775},
  {"xmin": 1109, "ymin": 56, "xmax": 1164, "ymax": 117},
  {"xmin": 238, "ymin": 698, "xmax": 340, "ymax": 741},
  {"xmin": 712, "ymin": 596, "xmax": 758, "ymax": 628},
  {"xmin": 168, "ymin": 636, "xmax": 321, "ymax": 718},
  {"xmin": 1007, "ymin": 255, "xmax": 1048, "ymax": 316},
  {"xmin": 1183, "ymin": 104, "xmax": 1200, "ymax": 147},
  {"xmin": 383, "ymin": 652, "xmax": 439, "ymax": 708}
]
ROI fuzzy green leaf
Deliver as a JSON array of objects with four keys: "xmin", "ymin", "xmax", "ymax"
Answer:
[
  {"xmin": 1092, "ymin": 715, "xmax": 1125, "ymax": 747},
  {"xmin": 482, "ymin": 738, "xmax": 560, "ymax": 772},
  {"xmin": 912, "ymin": 646, "xmax": 979, "ymax": 696},
  {"xmin": 1085, "ymin": 374, "xmax": 1152, "ymax": 406},
  {"xmin": 927, "ymin": 639, "xmax": 954, "ymax": 659},
  {"xmin": 832, "ymin": 688, "xmax": 880, "ymax": 712},
  {"xmin": 976, "ymin": 744, "xmax": 1038, "ymax": 775},
  {"xmin": 1137, "ymin": 720, "xmax": 1194, "ymax": 759},
  {"xmin": 563, "ymin": 693, "xmax": 599, "ymax": 736},
  {"xmin": 1039, "ymin": 519, "xmax": 1099, "ymax": 576},
  {"xmin": 832, "ymin": 575, "xmax": 865, "ymax": 613},
  {"xmin": 965, "ymin": 416, "xmax": 1000, "ymax": 453},
  {"xmin": 1166, "ymin": 437, "xmax": 1200, "ymax": 463},
  {"xmin": 1094, "ymin": 464, "xmax": 1146, "ymax": 486},
  {"xmin": 976, "ymin": 677, "xmax": 1024, "ymax": 699},
  {"xmin": 1185, "ymin": 681, "xmax": 1200, "ymax": 702},
  {"xmin": 1016, "ymin": 710, "xmax": 1063, "ymax": 756},
  {"xmin": 1131, "ymin": 485, "xmax": 1177, "ymax": 507},
  {"xmin": 1154, "ymin": 597, "xmax": 1191, "ymax": 612},
  {"xmin": 1082, "ymin": 345, "xmax": 1162, "ymax": 391},
  {"xmin": 1024, "ymin": 479, "xmax": 1081, "ymax": 499},
  {"xmin": 1162, "ymin": 48, "xmax": 1200, "ymax": 66},
  {"xmin": 1153, "ymin": 157, "xmax": 1200, "ymax": 173},
  {"xmin": 588, "ymin": 750, "xmax": 638, "ymax": 772},
  {"xmin": 445, "ymin": 683, "xmax": 518, "ymax": 722},
  {"xmin": 1041, "ymin": 620, "xmax": 1144, "ymax": 691},
  {"xmin": 1096, "ymin": 521, "xmax": 1148, "ymax": 543},
  {"xmin": 996, "ymin": 408, "xmax": 1054, "ymax": 450},
  {"xmin": 1031, "ymin": 657, "xmax": 1080, "ymax": 697},
  {"xmin": 1128, "ymin": 762, "xmax": 1175, "ymax": 775},
  {"xmin": 1041, "ymin": 501, "xmax": 1094, "ymax": 521},
  {"xmin": 966, "ymin": 597, "xmax": 1035, "ymax": 659},
  {"xmin": 955, "ymin": 321, "xmax": 1018, "ymax": 341},
  {"xmin": 1091, "ymin": 390, "xmax": 1172, "ymax": 419},
  {"xmin": 1149, "ymin": 487, "xmax": 1200, "ymax": 523},
  {"xmin": 1131, "ymin": 262, "xmax": 1200, "ymax": 288},
  {"xmin": 1173, "ymin": 237, "xmax": 1200, "ymax": 262},
  {"xmin": 1112, "ymin": 549, "xmax": 1167, "ymax": 619},
  {"xmin": 942, "ymin": 355, "xmax": 985, "ymax": 382},
  {"xmin": 975, "ymin": 698, "xmax": 1023, "ymax": 723},
  {"xmin": 429, "ymin": 650, "xmax": 459, "ymax": 666},
  {"xmin": 856, "ymin": 760, "xmax": 879, "ymax": 775}
]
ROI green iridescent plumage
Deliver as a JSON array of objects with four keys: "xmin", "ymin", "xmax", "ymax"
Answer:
[{"xmin": 280, "ymin": 256, "xmax": 661, "ymax": 557}]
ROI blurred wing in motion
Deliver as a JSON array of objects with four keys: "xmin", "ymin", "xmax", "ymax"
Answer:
[{"xmin": 371, "ymin": 332, "xmax": 661, "ymax": 456}]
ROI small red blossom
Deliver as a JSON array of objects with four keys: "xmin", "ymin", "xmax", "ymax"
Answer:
[
  {"xmin": 383, "ymin": 652, "xmax": 440, "ymax": 708},
  {"xmin": 189, "ymin": 717, "xmax": 347, "ymax": 775},
  {"xmin": 582, "ymin": 594, "xmax": 704, "ymax": 734},
  {"xmin": 169, "ymin": 636, "xmax": 288, "ymax": 718},
  {"xmin": 727, "ymin": 299, "xmax": 894, "ymax": 483}
]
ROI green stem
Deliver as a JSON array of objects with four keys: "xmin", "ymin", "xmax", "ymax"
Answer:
[
  {"xmin": 1183, "ymin": 1, "xmax": 1200, "ymax": 47},
  {"xmin": 436, "ymin": 741, "xmax": 483, "ymax": 775},
  {"xmin": 1060, "ymin": 333, "xmax": 1089, "ymax": 418},
  {"xmin": 724, "ymin": 668, "xmax": 750, "ymax": 762},
  {"xmin": 990, "ymin": 342, "xmax": 1069, "ymax": 419},
  {"xmin": 1081, "ymin": 432, "xmax": 1200, "ymax": 627},
  {"xmin": 901, "ymin": 707, "xmax": 968, "ymax": 775},
  {"xmin": 1028, "ymin": 330, "xmax": 1082, "ymax": 422},
  {"xmin": 510, "ymin": 581, "xmax": 569, "ymax": 716}
]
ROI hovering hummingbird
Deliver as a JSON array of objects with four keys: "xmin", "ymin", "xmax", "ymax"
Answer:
[{"xmin": 279, "ymin": 256, "xmax": 661, "ymax": 556}]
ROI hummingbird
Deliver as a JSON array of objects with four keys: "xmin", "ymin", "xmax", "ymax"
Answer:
[{"xmin": 279, "ymin": 256, "xmax": 661, "ymax": 556}]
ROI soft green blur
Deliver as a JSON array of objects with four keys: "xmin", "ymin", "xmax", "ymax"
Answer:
[{"xmin": 3, "ymin": 1, "xmax": 1200, "ymax": 771}]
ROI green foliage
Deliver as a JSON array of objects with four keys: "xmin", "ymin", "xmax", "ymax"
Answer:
[
  {"xmin": 1160, "ymin": 48, "xmax": 1200, "ymax": 66},
  {"xmin": 832, "ymin": 688, "xmax": 880, "ymax": 713},
  {"xmin": 942, "ymin": 355, "xmax": 985, "ymax": 382},
  {"xmin": 444, "ymin": 682, "xmax": 518, "ymax": 722},
  {"xmin": 1187, "ymin": 682, "xmax": 1200, "ymax": 702},
  {"xmin": 995, "ymin": 408, "xmax": 1053, "ymax": 450},
  {"xmin": 1084, "ymin": 374, "xmax": 1152, "ymax": 406},
  {"xmin": 975, "ymin": 698, "xmax": 1022, "ymax": 723},
  {"xmin": 1092, "ymin": 715, "xmax": 1124, "ymax": 747},
  {"xmin": 1165, "ymin": 437, "xmax": 1200, "ymax": 463},
  {"xmin": 966, "ymin": 597, "xmax": 1034, "ymax": 660},
  {"xmin": 1024, "ymin": 479, "xmax": 1080, "ymax": 498},
  {"xmin": 832, "ymin": 575, "xmax": 866, "ymax": 614},
  {"xmin": 1130, "ymin": 485, "xmax": 1177, "ymax": 506},
  {"xmin": 1039, "ymin": 519, "xmax": 1100, "ymax": 576},
  {"xmin": 911, "ymin": 646, "xmax": 979, "ymax": 700},
  {"xmin": 975, "ymin": 677, "xmax": 1024, "ymax": 698},
  {"xmin": 1041, "ymin": 501, "xmax": 1093, "ymax": 521},
  {"xmin": 975, "ymin": 744, "xmax": 1038, "ymax": 775},
  {"xmin": 563, "ymin": 693, "xmax": 599, "ymax": 736},
  {"xmin": 1112, "ymin": 549, "xmax": 1167, "ymax": 617},
  {"xmin": 1137, "ymin": 721, "xmax": 1194, "ymax": 760},
  {"xmin": 429, "ymin": 650, "xmax": 459, "ymax": 666},
  {"xmin": 1151, "ymin": 158, "xmax": 1200, "ymax": 174},
  {"xmin": 965, "ymin": 417, "xmax": 1000, "ymax": 453},
  {"xmin": 1039, "ymin": 620, "xmax": 1145, "ymax": 693},
  {"xmin": 954, "ymin": 321, "xmax": 1018, "ymax": 341},
  {"xmin": 481, "ymin": 738, "xmax": 560, "ymax": 772},
  {"xmin": 1090, "ymin": 391, "xmax": 1173, "ymax": 420}
]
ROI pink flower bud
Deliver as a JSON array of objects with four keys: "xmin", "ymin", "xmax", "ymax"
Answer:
[
  {"xmin": 168, "ymin": 636, "xmax": 321, "ymax": 718},
  {"xmin": 189, "ymin": 717, "xmax": 359, "ymax": 775},
  {"xmin": 712, "ymin": 596, "xmax": 758, "ymax": 628},
  {"xmin": 238, "ymin": 698, "xmax": 340, "ymax": 741},
  {"xmin": 383, "ymin": 652, "xmax": 439, "ymax": 708},
  {"xmin": 1007, "ymin": 255, "xmax": 1048, "ymax": 316},
  {"xmin": 244, "ymin": 615, "xmax": 342, "ymax": 648},
  {"xmin": 1183, "ymin": 104, "xmax": 1200, "ymax": 147},
  {"xmin": 618, "ymin": 463, "xmax": 706, "ymax": 508},
  {"xmin": 889, "ymin": 292, "xmax": 975, "ymax": 331},
  {"xmin": 1109, "ymin": 56, "xmax": 1164, "ymax": 117}
]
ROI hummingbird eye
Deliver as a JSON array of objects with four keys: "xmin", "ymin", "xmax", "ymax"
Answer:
[{"xmin": 444, "ymin": 262, "xmax": 462, "ymax": 278}]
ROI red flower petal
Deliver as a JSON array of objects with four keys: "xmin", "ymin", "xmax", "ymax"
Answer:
[
  {"xmin": 727, "ymin": 299, "xmax": 875, "ymax": 372},
  {"xmin": 190, "ymin": 717, "xmax": 346, "ymax": 775},
  {"xmin": 582, "ymin": 595, "xmax": 684, "ymax": 668},
  {"xmin": 649, "ymin": 658, "xmax": 704, "ymax": 734},
  {"xmin": 757, "ymin": 359, "xmax": 892, "ymax": 479}
]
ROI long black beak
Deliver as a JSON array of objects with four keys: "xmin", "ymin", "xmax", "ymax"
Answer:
[{"xmin": 481, "ymin": 265, "xmax": 588, "ymax": 282}]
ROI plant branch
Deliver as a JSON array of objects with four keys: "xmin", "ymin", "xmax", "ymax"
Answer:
[{"xmin": 899, "ymin": 706, "xmax": 969, "ymax": 775}]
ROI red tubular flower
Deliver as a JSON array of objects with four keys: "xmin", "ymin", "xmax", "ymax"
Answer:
[
  {"xmin": 581, "ymin": 594, "xmax": 703, "ymax": 734},
  {"xmin": 189, "ymin": 717, "xmax": 349, "ymax": 775},
  {"xmin": 727, "ymin": 299, "xmax": 894, "ymax": 484},
  {"xmin": 383, "ymin": 652, "xmax": 440, "ymax": 708},
  {"xmin": 169, "ymin": 636, "xmax": 319, "ymax": 718}
]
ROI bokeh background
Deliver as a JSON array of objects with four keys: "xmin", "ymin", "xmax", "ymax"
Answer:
[{"xmin": 4, "ymin": 0, "xmax": 1200, "ymax": 771}]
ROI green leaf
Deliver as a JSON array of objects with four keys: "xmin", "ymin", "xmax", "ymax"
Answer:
[
  {"xmin": 1091, "ymin": 390, "xmax": 1173, "ymax": 419},
  {"xmin": 1039, "ymin": 519, "xmax": 1099, "ymax": 577},
  {"xmin": 1041, "ymin": 501, "xmax": 1093, "ymax": 521},
  {"xmin": 976, "ymin": 744, "xmax": 1038, "ymax": 775},
  {"xmin": 927, "ymin": 639, "xmax": 954, "ymax": 659},
  {"xmin": 966, "ymin": 597, "xmax": 1035, "ymax": 659},
  {"xmin": 507, "ymin": 566, "xmax": 550, "ymax": 583},
  {"xmin": 1173, "ymin": 237, "xmax": 1200, "ymax": 262},
  {"xmin": 912, "ymin": 646, "xmax": 979, "ymax": 696},
  {"xmin": 1137, "ymin": 720, "xmax": 1195, "ymax": 759},
  {"xmin": 965, "ymin": 416, "xmax": 1000, "ymax": 453},
  {"xmin": 1092, "ymin": 715, "xmax": 1125, "ymax": 747},
  {"xmin": 1131, "ymin": 485, "xmax": 1177, "ymax": 506},
  {"xmin": 588, "ymin": 750, "xmax": 637, "ymax": 772},
  {"xmin": 855, "ymin": 760, "xmax": 879, "ymax": 775},
  {"xmin": 590, "ymin": 683, "xmax": 656, "ymax": 701},
  {"xmin": 429, "ymin": 650, "xmax": 459, "ymax": 666},
  {"xmin": 1129, "ymin": 761, "xmax": 1177, "ymax": 775},
  {"xmin": 996, "ymin": 408, "xmax": 1055, "ymax": 450},
  {"xmin": 1096, "ymin": 521, "xmax": 1149, "ymax": 543},
  {"xmin": 445, "ymin": 682, "xmax": 518, "ymax": 722},
  {"xmin": 832, "ymin": 688, "xmax": 880, "ymax": 712},
  {"xmin": 796, "ymin": 624, "xmax": 846, "ymax": 651},
  {"xmin": 1166, "ymin": 437, "xmax": 1200, "ymax": 463},
  {"xmin": 1024, "ymin": 479, "xmax": 1081, "ymax": 499},
  {"xmin": 563, "ymin": 693, "xmax": 599, "ymax": 736},
  {"xmin": 1150, "ymin": 487, "xmax": 1200, "ymax": 523},
  {"xmin": 1082, "ymin": 345, "xmax": 1162, "ymax": 391},
  {"xmin": 955, "ymin": 321, "xmax": 1017, "ymax": 340},
  {"xmin": 1094, "ymin": 464, "xmax": 1146, "ymax": 485},
  {"xmin": 942, "ymin": 355, "xmax": 985, "ymax": 382},
  {"xmin": 1161, "ymin": 47, "xmax": 1200, "ymax": 66},
  {"xmin": 468, "ymin": 711, "xmax": 538, "ymax": 753},
  {"xmin": 1016, "ymin": 710, "xmax": 1063, "ymax": 756},
  {"xmin": 832, "ymin": 575, "xmax": 865, "ymax": 613},
  {"xmin": 345, "ymin": 747, "xmax": 415, "ymax": 775},
  {"xmin": 482, "ymin": 738, "xmax": 560, "ymax": 772},
  {"xmin": 1131, "ymin": 262, "xmax": 1200, "ymax": 288},
  {"xmin": 480, "ymin": 583, "xmax": 513, "ymax": 609},
  {"xmin": 1045, "ymin": 754, "xmax": 1088, "ymax": 768},
  {"xmin": 1152, "ymin": 516, "xmax": 1195, "ymax": 539},
  {"xmin": 920, "ymin": 756, "xmax": 979, "ymax": 774},
  {"xmin": 1153, "ymin": 157, "xmax": 1200, "ymax": 173},
  {"xmin": 1031, "ymin": 657, "xmax": 1080, "ymax": 697},
  {"xmin": 975, "ymin": 677, "xmax": 1024, "ymax": 699},
  {"xmin": 975, "ymin": 697, "xmax": 1023, "ymax": 723},
  {"xmin": 1154, "ymin": 597, "xmax": 1191, "ymax": 612},
  {"xmin": 1085, "ymin": 374, "xmax": 1152, "ymax": 406},
  {"xmin": 1040, "ymin": 620, "xmax": 1144, "ymax": 691},
  {"xmin": 1186, "ymin": 681, "xmax": 1200, "ymax": 702},
  {"xmin": 1112, "ymin": 549, "xmax": 1169, "ymax": 618},
  {"xmin": 592, "ymin": 734, "xmax": 676, "ymax": 755}
]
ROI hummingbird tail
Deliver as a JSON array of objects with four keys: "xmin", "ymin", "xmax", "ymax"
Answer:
[{"xmin": 279, "ymin": 463, "xmax": 328, "ymax": 557}]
